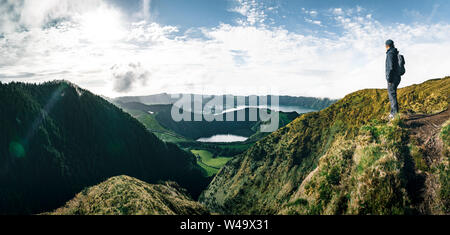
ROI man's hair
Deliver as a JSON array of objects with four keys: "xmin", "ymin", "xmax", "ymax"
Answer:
[{"xmin": 385, "ymin": 39, "xmax": 395, "ymax": 47}]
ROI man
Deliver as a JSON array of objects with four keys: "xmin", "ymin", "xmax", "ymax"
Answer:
[{"xmin": 385, "ymin": 39, "xmax": 401, "ymax": 120}]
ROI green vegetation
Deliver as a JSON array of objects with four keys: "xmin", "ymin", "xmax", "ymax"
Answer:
[
  {"xmin": 180, "ymin": 141, "xmax": 254, "ymax": 157},
  {"xmin": 441, "ymin": 120, "xmax": 450, "ymax": 147},
  {"xmin": 285, "ymin": 120, "xmax": 411, "ymax": 215},
  {"xmin": 127, "ymin": 109, "xmax": 167, "ymax": 132},
  {"xmin": 118, "ymin": 107, "xmax": 189, "ymax": 143},
  {"xmin": 408, "ymin": 143, "xmax": 429, "ymax": 172},
  {"xmin": 121, "ymin": 103, "xmax": 300, "ymax": 141},
  {"xmin": 191, "ymin": 150, "xmax": 232, "ymax": 177},
  {"xmin": 200, "ymin": 77, "xmax": 450, "ymax": 215},
  {"xmin": 191, "ymin": 150, "xmax": 232, "ymax": 168},
  {"xmin": 437, "ymin": 120, "xmax": 450, "ymax": 212},
  {"xmin": 196, "ymin": 161, "xmax": 218, "ymax": 178},
  {"xmin": 356, "ymin": 146, "xmax": 384, "ymax": 174},
  {"xmin": 116, "ymin": 101, "xmax": 304, "ymax": 170},
  {"xmin": 45, "ymin": 176, "xmax": 209, "ymax": 215},
  {"xmin": 0, "ymin": 81, "xmax": 209, "ymax": 214}
]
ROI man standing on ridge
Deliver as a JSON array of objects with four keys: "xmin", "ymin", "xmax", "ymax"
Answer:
[{"xmin": 385, "ymin": 39, "xmax": 404, "ymax": 120}]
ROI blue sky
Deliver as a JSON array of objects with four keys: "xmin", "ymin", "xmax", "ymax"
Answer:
[
  {"xmin": 110, "ymin": 0, "xmax": 450, "ymax": 34},
  {"xmin": 111, "ymin": 0, "xmax": 450, "ymax": 25},
  {"xmin": 0, "ymin": 0, "xmax": 449, "ymax": 98}
]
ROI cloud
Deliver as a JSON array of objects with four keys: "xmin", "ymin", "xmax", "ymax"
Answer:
[
  {"xmin": 126, "ymin": 21, "xmax": 178, "ymax": 45},
  {"xmin": 403, "ymin": 3, "xmax": 440, "ymax": 24},
  {"xmin": 332, "ymin": 8, "xmax": 344, "ymax": 15},
  {"xmin": 230, "ymin": 0, "xmax": 268, "ymax": 26},
  {"xmin": 301, "ymin": 8, "xmax": 319, "ymax": 18},
  {"xmin": 305, "ymin": 18, "xmax": 322, "ymax": 26},
  {"xmin": 0, "ymin": 0, "xmax": 108, "ymax": 33},
  {"xmin": 230, "ymin": 50, "xmax": 249, "ymax": 66},
  {"xmin": 0, "ymin": 72, "xmax": 35, "ymax": 79},
  {"xmin": 0, "ymin": 1, "xmax": 450, "ymax": 99},
  {"xmin": 111, "ymin": 62, "xmax": 151, "ymax": 93}
]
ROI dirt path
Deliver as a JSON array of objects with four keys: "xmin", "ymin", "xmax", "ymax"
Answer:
[
  {"xmin": 404, "ymin": 107, "xmax": 449, "ymax": 214},
  {"xmin": 404, "ymin": 108, "xmax": 449, "ymax": 164}
]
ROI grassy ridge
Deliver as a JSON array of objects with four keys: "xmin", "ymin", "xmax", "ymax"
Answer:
[
  {"xmin": 281, "ymin": 118, "xmax": 411, "ymax": 214},
  {"xmin": 46, "ymin": 175, "xmax": 209, "ymax": 215},
  {"xmin": 200, "ymin": 77, "xmax": 450, "ymax": 215},
  {"xmin": 122, "ymin": 108, "xmax": 189, "ymax": 143}
]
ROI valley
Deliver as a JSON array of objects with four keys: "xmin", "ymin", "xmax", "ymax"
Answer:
[
  {"xmin": 0, "ymin": 78, "xmax": 448, "ymax": 215},
  {"xmin": 113, "ymin": 95, "xmax": 334, "ymax": 177}
]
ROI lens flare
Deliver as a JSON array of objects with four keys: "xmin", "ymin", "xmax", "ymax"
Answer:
[{"xmin": 9, "ymin": 142, "xmax": 25, "ymax": 158}]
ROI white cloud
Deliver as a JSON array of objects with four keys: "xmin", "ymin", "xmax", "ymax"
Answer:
[
  {"xmin": 302, "ymin": 8, "xmax": 319, "ymax": 18},
  {"xmin": 231, "ymin": 0, "xmax": 267, "ymax": 26},
  {"xmin": 0, "ymin": 2, "xmax": 449, "ymax": 99},
  {"xmin": 305, "ymin": 18, "xmax": 322, "ymax": 26},
  {"xmin": 333, "ymin": 8, "xmax": 344, "ymax": 15}
]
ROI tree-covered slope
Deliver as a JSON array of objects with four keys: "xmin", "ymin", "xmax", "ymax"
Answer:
[
  {"xmin": 46, "ymin": 175, "xmax": 209, "ymax": 215},
  {"xmin": 199, "ymin": 77, "xmax": 450, "ymax": 215},
  {"xmin": 0, "ymin": 81, "xmax": 208, "ymax": 214}
]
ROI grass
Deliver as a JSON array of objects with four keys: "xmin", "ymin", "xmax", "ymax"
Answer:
[
  {"xmin": 196, "ymin": 161, "xmax": 218, "ymax": 177},
  {"xmin": 356, "ymin": 146, "xmax": 384, "ymax": 174},
  {"xmin": 441, "ymin": 120, "xmax": 450, "ymax": 147},
  {"xmin": 191, "ymin": 149, "xmax": 232, "ymax": 177},
  {"xmin": 438, "ymin": 120, "xmax": 450, "ymax": 212},
  {"xmin": 134, "ymin": 110, "xmax": 167, "ymax": 132},
  {"xmin": 123, "ymin": 108, "xmax": 190, "ymax": 143},
  {"xmin": 408, "ymin": 144, "xmax": 429, "ymax": 172},
  {"xmin": 288, "ymin": 119, "xmax": 410, "ymax": 215},
  {"xmin": 46, "ymin": 175, "xmax": 209, "ymax": 215},
  {"xmin": 201, "ymin": 77, "xmax": 450, "ymax": 215}
]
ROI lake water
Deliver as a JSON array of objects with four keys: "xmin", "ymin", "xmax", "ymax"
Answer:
[{"xmin": 197, "ymin": 134, "xmax": 248, "ymax": 143}]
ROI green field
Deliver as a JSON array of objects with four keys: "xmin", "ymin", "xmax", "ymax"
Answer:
[
  {"xmin": 124, "ymin": 109, "xmax": 190, "ymax": 142},
  {"xmin": 191, "ymin": 150, "xmax": 233, "ymax": 177}
]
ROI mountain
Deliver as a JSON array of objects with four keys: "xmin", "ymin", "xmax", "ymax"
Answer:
[
  {"xmin": 114, "ymin": 93, "xmax": 175, "ymax": 105},
  {"xmin": 114, "ymin": 94, "xmax": 336, "ymax": 110},
  {"xmin": 115, "ymin": 102, "xmax": 300, "ymax": 141},
  {"xmin": 45, "ymin": 175, "xmax": 209, "ymax": 215},
  {"xmin": 199, "ymin": 77, "xmax": 450, "ymax": 215},
  {"xmin": 0, "ymin": 81, "xmax": 208, "ymax": 214}
]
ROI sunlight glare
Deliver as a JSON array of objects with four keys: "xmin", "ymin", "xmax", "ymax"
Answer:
[{"xmin": 79, "ymin": 7, "xmax": 125, "ymax": 42}]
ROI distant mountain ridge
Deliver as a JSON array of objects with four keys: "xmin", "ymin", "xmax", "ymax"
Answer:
[
  {"xmin": 114, "ymin": 93, "xmax": 337, "ymax": 110},
  {"xmin": 0, "ymin": 81, "xmax": 208, "ymax": 214}
]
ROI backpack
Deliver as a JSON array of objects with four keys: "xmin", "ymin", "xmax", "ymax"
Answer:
[{"xmin": 398, "ymin": 54, "xmax": 406, "ymax": 76}]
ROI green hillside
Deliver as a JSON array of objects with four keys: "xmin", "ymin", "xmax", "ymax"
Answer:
[
  {"xmin": 45, "ymin": 175, "xmax": 209, "ymax": 215},
  {"xmin": 116, "ymin": 102, "xmax": 300, "ymax": 141},
  {"xmin": 199, "ymin": 77, "xmax": 450, "ymax": 215},
  {"xmin": 0, "ymin": 81, "xmax": 208, "ymax": 214},
  {"xmin": 116, "ymin": 101, "xmax": 302, "ymax": 159},
  {"xmin": 191, "ymin": 150, "xmax": 233, "ymax": 177}
]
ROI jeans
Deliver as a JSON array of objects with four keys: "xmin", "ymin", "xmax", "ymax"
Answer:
[{"xmin": 387, "ymin": 81, "xmax": 400, "ymax": 116}]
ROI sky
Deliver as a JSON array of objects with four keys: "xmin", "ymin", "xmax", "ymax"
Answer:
[{"xmin": 0, "ymin": 0, "xmax": 449, "ymax": 99}]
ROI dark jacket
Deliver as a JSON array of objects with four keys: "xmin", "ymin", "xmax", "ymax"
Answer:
[{"xmin": 386, "ymin": 47, "xmax": 401, "ymax": 83}]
